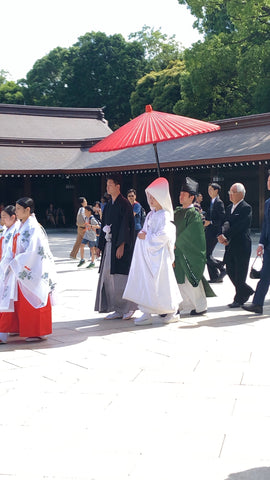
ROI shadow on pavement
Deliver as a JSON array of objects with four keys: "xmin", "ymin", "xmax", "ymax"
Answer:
[
  {"xmin": 179, "ymin": 313, "xmax": 264, "ymax": 329},
  {"xmin": 225, "ymin": 467, "xmax": 270, "ymax": 480},
  {"xmin": 0, "ymin": 316, "xmax": 166, "ymax": 351}
]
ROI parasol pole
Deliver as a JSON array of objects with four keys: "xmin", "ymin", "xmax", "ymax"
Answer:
[{"xmin": 153, "ymin": 143, "xmax": 161, "ymax": 177}]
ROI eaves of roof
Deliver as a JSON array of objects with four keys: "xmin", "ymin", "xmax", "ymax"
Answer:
[{"xmin": 0, "ymin": 123, "xmax": 269, "ymax": 175}]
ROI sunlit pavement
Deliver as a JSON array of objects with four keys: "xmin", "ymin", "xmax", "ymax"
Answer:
[{"xmin": 1, "ymin": 230, "xmax": 270, "ymax": 480}]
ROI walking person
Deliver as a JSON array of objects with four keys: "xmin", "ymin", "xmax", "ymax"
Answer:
[
  {"xmin": 94, "ymin": 175, "xmax": 136, "ymax": 321},
  {"xmin": 0, "ymin": 205, "xmax": 20, "ymax": 343},
  {"xmin": 127, "ymin": 188, "xmax": 146, "ymax": 236},
  {"xmin": 70, "ymin": 197, "xmax": 87, "ymax": 259},
  {"xmin": 77, "ymin": 206, "xmax": 99, "ymax": 268},
  {"xmin": 218, "ymin": 183, "xmax": 254, "ymax": 308},
  {"xmin": 174, "ymin": 178, "xmax": 214, "ymax": 316},
  {"xmin": 242, "ymin": 172, "xmax": 270, "ymax": 314},
  {"xmin": 123, "ymin": 177, "xmax": 181, "ymax": 325},
  {"xmin": 0, "ymin": 197, "xmax": 56, "ymax": 342},
  {"xmin": 204, "ymin": 183, "xmax": 226, "ymax": 283}
]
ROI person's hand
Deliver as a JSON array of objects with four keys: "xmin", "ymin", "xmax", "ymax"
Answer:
[
  {"xmin": 138, "ymin": 231, "xmax": 146, "ymax": 240},
  {"xmin": 217, "ymin": 234, "xmax": 228, "ymax": 245},
  {"xmin": 204, "ymin": 220, "xmax": 211, "ymax": 227},
  {"xmin": 116, "ymin": 243, "xmax": 125, "ymax": 259},
  {"xmin": 257, "ymin": 245, "xmax": 264, "ymax": 257}
]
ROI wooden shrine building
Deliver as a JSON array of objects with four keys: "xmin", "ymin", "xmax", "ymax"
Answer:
[{"xmin": 0, "ymin": 104, "xmax": 270, "ymax": 228}]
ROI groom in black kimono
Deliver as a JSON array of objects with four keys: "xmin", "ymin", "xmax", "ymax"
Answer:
[{"xmin": 94, "ymin": 175, "xmax": 136, "ymax": 320}]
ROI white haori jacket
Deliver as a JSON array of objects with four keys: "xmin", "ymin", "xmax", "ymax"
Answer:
[
  {"xmin": 0, "ymin": 215, "xmax": 57, "ymax": 312},
  {"xmin": 0, "ymin": 221, "xmax": 20, "ymax": 261},
  {"xmin": 123, "ymin": 209, "xmax": 181, "ymax": 314}
]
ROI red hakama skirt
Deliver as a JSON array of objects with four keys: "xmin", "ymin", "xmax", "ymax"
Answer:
[{"xmin": 0, "ymin": 286, "xmax": 52, "ymax": 337}]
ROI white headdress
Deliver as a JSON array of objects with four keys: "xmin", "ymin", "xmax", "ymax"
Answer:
[{"xmin": 145, "ymin": 177, "xmax": 174, "ymax": 221}]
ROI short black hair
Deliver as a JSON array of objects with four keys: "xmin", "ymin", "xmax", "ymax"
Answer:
[
  {"xmin": 106, "ymin": 174, "xmax": 121, "ymax": 186},
  {"xmin": 209, "ymin": 182, "xmax": 221, "ymax": 193},
  {"xmin": 85, "ymin": 205, "xmax": 94, "ymax": 214},
  {"xmin": 127, "ymin": 188, "xmax": 136, "ymax": 195}
]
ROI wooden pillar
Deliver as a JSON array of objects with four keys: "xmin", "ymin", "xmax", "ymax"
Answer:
[
  {"xmin": 132, "ymin": 172, "xmax": 138, "ymax": 191},
  {"xmin": 101, "ymin": 175, "xmax": 106, "ymax": 196},
  {"xmin": 24, "ymin": 177, "xmax": 31, "ymax": 196}
]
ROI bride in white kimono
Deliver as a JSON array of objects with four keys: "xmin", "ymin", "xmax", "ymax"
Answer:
[
  {"xmin": 0, "ymin": 197, "xmax": 57, "ymax": 343},
  {"xmin": 123, "ymin": 177, "xmax": 181, "ymax": 325}
]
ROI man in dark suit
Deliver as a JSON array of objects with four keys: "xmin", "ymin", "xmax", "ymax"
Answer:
[
  {"xmin": 218, "ymin": 183, "xmax": 254, "ymax": 308},
  {"xmin": 204, "ymin": 183, "xmax": 226, "ymax": 282},
  {"xmin": 242, "ymin": 172, "xmax": 270, "ymax": 314},
  {"xmin": 94, "ymin": 174, "xmax": 136, "ymax": 320}
]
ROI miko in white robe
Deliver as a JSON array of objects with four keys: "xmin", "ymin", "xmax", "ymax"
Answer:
[
  {"xmin": 123, "ymin": 177, "xmax": 181, "ymax": 319},
  {"xmin": 0, "ymin": 209, "xmax": 20, "ymax": 343},
  {"xmin": 0, "ymin": 209, "xmax": 57, "ymax": 340}
]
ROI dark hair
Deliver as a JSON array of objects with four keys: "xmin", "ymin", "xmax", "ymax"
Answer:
[
  {"xmin": 78, "ymin": 197, "xmax": 86, "ymax": 205},
  {"xmin": 94, "ymin": 201, "xmax": 101, "ymax": 207},
  {"xmin": 85, "ymin": 205, "xmax": 94, "ymax": 214},
  {"xmin": 16, "ymin": 197, "xmax": 35, "ymax": 213},
  {"xmin": 209, "ymin": 183, "xmax": 221, "ymax": 193},
  {"xmin": 127, "ymin": 188, "xmax": 136, "ymax": 196},
  {"xmin": 4, "ymin": 205, "xmax": 16, "ymax": 217},
  {"xmin": 106, "ymin": 174, "xmax": 121, "ymax": 186}
]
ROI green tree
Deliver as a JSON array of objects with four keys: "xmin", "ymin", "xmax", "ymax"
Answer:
[
  {"xmin": 174, "ymin": 0, "xmax": 270, "ymax": 119},
  {"xmin": 238, "ymin": 40, "xmax": 270, "ymax": 114},
  {"xmin": 22, "ymin": 47, "xmax": 73, "ymax": 106},
  {"xmin": 128, "ymin": 25, "xmax": 183, "ymax": 71},
  {"xmin": 67, "ymin": 32, "xmax": 146, "ymax": 128},
  {"xmin": 23, "ymin": 32, "xmax": 146, "ymax": 129},
  {"xmin": 177, "ymin": 0, "xmax": 270, "ymax": 41},
  {"xmin": 130, "ymin": 60, "xmax": 185, "ymax": 116},
  {"xmin": 0, "ymin": 70, "xmax": 24, "ymax": 104},
  {"xmin": 174, "ymin": 36, "xmax": 251, "ymax": 120}
]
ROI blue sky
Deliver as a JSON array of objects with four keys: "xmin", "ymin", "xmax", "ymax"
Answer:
[{"xmin": 1, "ymin": 0, "xmax": 202, "ymax": 81}]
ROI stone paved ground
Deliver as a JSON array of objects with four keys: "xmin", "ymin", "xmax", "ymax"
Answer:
[{"xmin": 1, "ymin": 231, "xmax": 270, "ymax": 480}]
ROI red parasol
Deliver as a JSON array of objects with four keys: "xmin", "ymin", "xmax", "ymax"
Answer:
[{"xmin": 89, "ymin": 105, "xmax": 220, "ymax": 176}]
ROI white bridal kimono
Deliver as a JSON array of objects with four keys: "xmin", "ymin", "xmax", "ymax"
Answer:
[
  {"xmin": 0, "ymin": 214, "xmax": 56, "ymax": 312},
  {"xmin": 123, "ymin": 209, "xmax": 181, "ymax": 314}
]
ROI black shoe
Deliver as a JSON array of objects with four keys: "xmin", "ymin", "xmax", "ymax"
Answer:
[
  {"xmin": 241, "ymin": 304, "xmax": 263, "ymax": 314},
  {"xmin": 190, "ymin": 309, "xmax": 207, "ymax": 316},
  {"xmin": 209, "ymin": 278, "xmax": 223, "ymax": 283},
  {"xmin": 228, "ymin": 301, "xmax": 242, "ymax": 308},
  {"xmin": 241, "ymin": 290, "xmax": 255, "ymax": 305},
  {"xmin": 217, "ymin": 269, "xmax": 227, "ymax": 281}
]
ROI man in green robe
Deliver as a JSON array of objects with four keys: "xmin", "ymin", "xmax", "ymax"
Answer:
[{"xmin": 174, "ymin": 178, "xmax": 214, "ymax": 316}]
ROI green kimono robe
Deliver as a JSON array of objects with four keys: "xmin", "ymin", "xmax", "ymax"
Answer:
[{"xmin": 174, "ymin": 206, "xmax": 215, "ymax": 297}]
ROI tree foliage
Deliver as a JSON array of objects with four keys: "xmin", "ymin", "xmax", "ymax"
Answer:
[
  {"xmin": 1, "ymin": 3, "xmax": 270, "ymax": 125},
  {"xmin": 130, "ymin": 60, "xmax": 184, "ymax": 116},
  {"xmin": 174, "ymin": 0, "xmax": 270, "ymax": 119},
  {"xmin": 128, "ymin": 25, "xmax": 183, "ymax": 71},
  {"xmin": 22, "ymin": 47, "xmax": 73, "ymax": 107},
  {"xmin": 22, "ymin": 32, "xmax": 146, "ymax": 129},
  {"xmin": 177, "ymin": 0, "xmax": 270, "ymax": 41},
  {"xmin": 0, "ymin": 70, "xmax": 24, "ymax": 104}
]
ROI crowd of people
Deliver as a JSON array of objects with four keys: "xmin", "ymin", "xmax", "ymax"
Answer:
[
  {"xmin": 91, "ymin": 173, "xmax": 270, "ymax": 325},
  {"xmin": 1, "ymin": 171, "xmax": 270, "ymax": 344}
]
